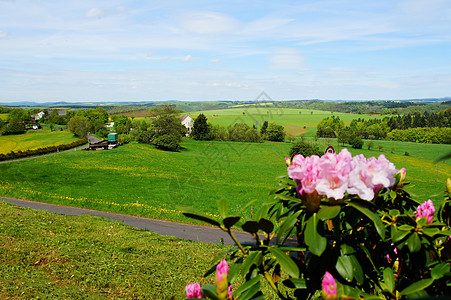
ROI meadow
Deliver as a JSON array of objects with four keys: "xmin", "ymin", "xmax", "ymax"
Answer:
[
  {"xmin": 0, "ymin": 201, "xmax": 225, "ymax": 298},
  {"xmin": 0, "ymin": 139, "xmax": 449, "ymax": 224},
  {"xmin": 0, "ymin": 128, "xmax": 78, "ymax": 154}
]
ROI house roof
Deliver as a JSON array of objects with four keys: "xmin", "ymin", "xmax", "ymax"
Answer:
[{"xmin": 180, "ymin": 115, "xmax": 192, "ymax": 122}]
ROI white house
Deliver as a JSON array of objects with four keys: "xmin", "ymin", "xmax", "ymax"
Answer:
[
  {"xmin": 34, "ymin": 111, "xmax": 45, "ymax": 121},
  {"xmin": 180, "ymin": 115, "xmax": 194, "ymax": 135}
]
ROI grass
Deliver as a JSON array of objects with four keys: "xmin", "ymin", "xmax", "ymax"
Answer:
[
  {"xmin": 0, "ymin": 139, "xmax": 449, "ymax": 224},
  {"xmin": 0, "ymin": 113, "xmax": 8, "ymax": 120},
  {"xmin": 0, "ymin": 128, "xmax": 78, "ymax": 155},
  {"xmin": 0, "ymin": 201, "xmax": 225, "ymax": 299}
]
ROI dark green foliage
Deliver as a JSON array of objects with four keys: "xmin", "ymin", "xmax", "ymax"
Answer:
[
  {"xmin": 153, "ymin": 134, "xmax": 180, "ymax": 151},
  {"xmin": 67, "ymin": 116, "xmax": 93, "ymax": 138},
  {"xmin": 2, "ymin": 117, "xmax": 26, "ymax": 135},
  {"xmin": 192, "ymin": 113, "xmax": 211, "ymax": 140},
  {"xmin": 350, "ymin": 137, "xmax": 364, "ymax": 149},
  {"xmin": 0, "ymin": 138, "xmax": 87, "ymax": 161},
  {"xmin": 265, "ymin": 122, "xmax": 285, "ymax": 142},
  {"xmin": 316, "ymin": 116, "xmax": 344, "ymax": 138},
  {"xmin": 289, "ymin": 141, "xmax": 322, "ymax": 157},
  {"xmin": 260, "ymin": 121, "xmax": 268, "ymax": 135}
]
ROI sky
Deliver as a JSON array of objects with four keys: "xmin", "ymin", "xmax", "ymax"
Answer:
[{"xmin": 1, "ymin": 0, "xmax": 451, "ymax": 103}]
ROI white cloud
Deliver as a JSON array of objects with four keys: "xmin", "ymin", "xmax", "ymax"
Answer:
[
  {"xmin": 269, "ymin": 48, "xmax": 305, "ymax": 70},
  {"xmin": 85, "ymin": 8, "xmax": 105, "ymax": 19},
  {"xmin": 179, "ymin": 11, "xmax": 240, "ymax": 34},
  {"xmin": 0, "ymin": 30, "xmax": 7, "ymax": 38}
]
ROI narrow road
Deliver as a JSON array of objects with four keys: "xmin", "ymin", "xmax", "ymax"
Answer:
[{"xmin": 1, "ymin": 196, "xmax": 260, "ymax": 246}]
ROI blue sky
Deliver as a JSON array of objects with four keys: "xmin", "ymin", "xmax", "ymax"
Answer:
[{"xmin": 1, "ymin": 0, "xmax": 450, "ymax": 102}]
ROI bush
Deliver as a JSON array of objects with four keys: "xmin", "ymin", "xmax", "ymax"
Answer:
[
  {"xmin": 265, "ymin": 122, "xmax": 285, "ymax": 142},
  {"xmin": 349, "ymin": 137, "xmax": 363, "ymax": 149},
  {"xmin": 153, "ymin": 134, "xmax": 180, "ymax": 151},
  {"xmin": 288, "ymin": 141, "xmax": 322, "ymax": 157}
]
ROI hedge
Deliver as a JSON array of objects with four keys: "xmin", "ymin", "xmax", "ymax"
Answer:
[{"xmin": 0, "ymin": 138, "xmax": 88, "ymax": 161}]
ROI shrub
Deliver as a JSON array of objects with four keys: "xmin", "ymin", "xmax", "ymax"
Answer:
[
  {"xmin": 265, "ymin": 122, "xmax": 285, "ymax": 142},
  {"xmin": 288, "ymin": 141, "xmax": 322, "ymax": 157},
  {"xmin": 349, "ymin": 137, "xmax": 363, "ymax": 149},
  {"xmin": 153, "ymin": 134, "xmax": 180, "ymax": 151}
]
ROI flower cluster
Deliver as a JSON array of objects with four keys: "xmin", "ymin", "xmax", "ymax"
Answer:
[
  {"xmin": 416, "ymin": 199, "xmax": 436, "ymax": 224},
  {"xmin": 287, "ymin": 149, "xmax": 398, "ymax": 203},
  {"xmin": 322, "ymin": 272, "xmax": 337, "ymax": 300}
]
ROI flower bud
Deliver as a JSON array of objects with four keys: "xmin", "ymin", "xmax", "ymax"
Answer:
[
  {"xmin": 416, "ymin": 199, "xmax": 435, "ymax": 224},
  {"xmin": 321, "ymin": 272, "xmax": 337, "ymax": 300},
  {"xmin": 216, "ymin": 260, "xmax": 229, "ymax": 299},
  {"xmin": 185, "ymin": 282, "xmax": 205, "ymax": 299}
]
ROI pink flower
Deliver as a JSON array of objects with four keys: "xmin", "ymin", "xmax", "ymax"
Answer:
[
  {"xmin": 321, "ymin": 271, "xmax": 337, "ymax": 300},
  {"xmin": 228, "ymin": 285, "xmax": 233, "ymax": 299},
  {"xmin": 185, "ymin": 282, "xmax": 205, "ymax": 299},
  {"xmin": 316, "ymin": 149, "xmax": 352, "ymax": 200},
  {"xmin": 416, "ymin": 199, "xmax": 435, "ymax": 224},
  {"xmin": 216, "ymin": 260, "xmax": 229, "ymax": 299}
]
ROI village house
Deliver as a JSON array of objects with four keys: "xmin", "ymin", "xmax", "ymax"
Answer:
[{"xmin": 180, "ymin": 115, "xmax": 193, "ymax": 136}]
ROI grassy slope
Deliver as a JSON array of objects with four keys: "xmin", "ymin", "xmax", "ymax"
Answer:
[
  {"xmin": 0, "ymin": 201, "xmax": 224, "ymax": 299},
  {"xmin": 0, "ymin": 129, "xmax": 78, "ymax": 154},
  {"xmin": 0, "ymin": 139, "xmax": 449, "ymax": 223}
]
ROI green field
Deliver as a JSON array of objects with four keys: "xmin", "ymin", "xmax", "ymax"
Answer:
[
  {"xmin": 0, "ymin": 139, "xmax": 449, "ymax": 224},
  {"xmin": 0, "ymin": 201, "xmax": 224, "ymax": 298},
  {"xmin": 0, "ymin": 129, "xmax": 78, "ymax": 154},
  {"xmin": 0, "ymin": 113, "xmax": 8, "ymax": 120}
]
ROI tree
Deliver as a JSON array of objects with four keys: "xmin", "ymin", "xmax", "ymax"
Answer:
[
  {"xmin": 350, "ymin": 137, "xmax": 364, "ymax": 149},
  {"xmin": 260, "ymin": 121, "xmax": 268, "ymax": 136},
  {"xmin": 191, "ymin": 114, "xmax": 211, "ymax": 140},
  {"xmin": 67, "ymin": 116, "xmax": 92, "ymax": 138},
  {"xmin": 153, "ymin": 134, "xmax": 181, "ymax": 151},
  {"xmin": 265, "ymin": 122, "xmax": 285, "ymax": 142},
  {"xmin": 2, "ymin": 117, "xmax": 26, "ymax": 135}
]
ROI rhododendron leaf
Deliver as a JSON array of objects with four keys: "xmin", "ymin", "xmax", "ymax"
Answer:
[
  {"xmin": 182, "ymin": 212, "xmax": 221, "ymax": 227},
  {"xmin": 340, "ymin": 244, "xmax": 355, "ymax": 255},
  {"xmin": 217, "ymin": 198, "xmax": 229, "ymax": 219},
  {"xmin": 258, "ymin": 218, "xmax": 274, "ymax": 234},
  {"xmin": 383, "ymin": 268, "xmax": 395, "ymax": 292},
  {"xmin": 400, "ymin": 278, "xmax": 434, "ymax": 295},
  {"xmin": 282, "ymin": 278, "xmax": 306, "ymax": 289},
  {"xmin": 269, "ymin": 247, "xmax": 300, "ymax": 278},
  {"xmin": 348, "ymin": 203, "xmax": 385, "ymax": 239},
  {"xmin": 336, "ymin": 255, "xmax": 354, "ymax": 282},
  {"xmin": 276, "ymin": 211, "xmax": 301, "ymax": 245},
  {"xmin": 422, "ymin": 227, "xmax": 441, "ymax": 237},
  {"xmin": 201, "ymin": 284, "xmax": 219, "ymax": 299},
  {"xmin": 318, "ymin": 205, "xmax": 341, "ymax": 221},
  {"xmin": 242, "ymin": 251, "xmax": 261, "ymax": 275},
  {"xmin": 235, "ymin": 281, "xmax": 261, "ymax": 300},
  {"xmin": 223, "ymin": 216, "xmax": 241, "ymax": 229},
  {"xmin": 399, "ymin": 224, "xmax": 414, "ymax": 231},
  {"xmin": 431, "ymin": 263, "xmax": 450, "ymax": 280},
  {"xmin": 228, "ymin": 258, "xmax": 242, "ymax": 283},
  {"xmin": 242, "ymin": 220, "xmax": 260, "ymax": 234},
  {"xmin": 350, "ymin": 254, "xmax": 364, "ymax": 285},
  {"xmin": 391, "ymin": 226, "xmax": 410, "ymax": 242},
  {"xmin": 342, "ymin": 284, "xmax": 362, "ymax": 299},
  {"xmin": 407, "ymin": 233, "xmax": 421, "ymax": 253},
  {"xmin": 305, "ymin": 214, "xmax": 327, "ymax": 256},
  {"xmin": 233, "ymin": 274, "xmax": 263, "ymax": 296}
]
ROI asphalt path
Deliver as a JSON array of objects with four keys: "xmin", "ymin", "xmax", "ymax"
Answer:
[{"xmin": 1, "ymin": 196, "xmax": 259, "ymax": 246}]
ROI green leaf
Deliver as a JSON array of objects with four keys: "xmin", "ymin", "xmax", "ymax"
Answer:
[
  {"xmin": 348, "ymin": 202, "xmax": 385, "ymax": 239},
  {"xmin": 182, "ymin": 212, "xmax": 221, "ymax": 227},
  {"xmin": 236, "ymin": 280, "xmax": 261, "ymax": 300},
  {"xmin": 258, "ymin": 218, "xmax": 274, "ymax": 234},
  {"xmin": 242, "ymin": 220, "xmax": 260, "ymax": 234},
  {"xmin": 398, "ymin": 224, "xmax": 414, "ymax": 231},
  {"xmin": 223, "ymin": 216, "xmax": 241, "ymax": 229},
  {"xmin": 216, "ymin": 198, "xmax": 229, "ymax": 218},
  {"xmin": 282, "ymin": 278, "xmax": 306, "ymax": 289},
  {"xmin": 342, "ymin": 284, "xmax": 362, "ymax": 299},
  {"xmin": 391, "ymin": 226, "xmax": 411, "ymax": 242},
  {"xmin": 400, "ymin": 278, "xmax": 434, "ymax": 295},
  {"xmin": 431, "ymin": 263, "xmax": 450, "ymax": 280},
  {"xmin": 340, "ymin": 244, "xmax": 355, "ymax": 255},
  {"xmin": 349, "ymin": 254, "xmax": 364, "ymax": 285},
  {"xmin": 383, "ymin": 268, "xmax": 395, "ymax": 292},
  {"xmin": 305, "ymin": 214, "xmax": 327, "ymax": 256},
  {"xmin": 318, "ymin": 205, "xmax": 341, "ymax": 221},
  {"xmin": 269, "ymin": 247, "xmax": 300, "ymax": 278},
  {"xmin": 241, "ymin": 251, "xmax": 261, "ymax": 275},
  {"xmin": 233, "ymin": 274, "xmax": 263, "ymax": 296},
  {"xmin": 201, "ymin": 285, "xmax": 219, "ymax": 299},
  {"xmin": 422, "ymin": 227, "xmax": 441, "ymax": 237},
  {"xmin": 276, "ymin": 211, "xmax": 301, "ymax": 244},
  {"xmin": 336, "ymin": 255, "xmax": 354, "ymax": 282},
  {"xmin": 228, "ymin": 259, "xmax": 242, "ymax": 283},
  {"xmin": 406, "ymin": 233, "xmax": 421, "ymax": 253}
]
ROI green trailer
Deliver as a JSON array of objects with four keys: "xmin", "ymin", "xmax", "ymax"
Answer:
[{"xmin": 108, "ymin": 133, "xmax": 118, "ymax": 142}]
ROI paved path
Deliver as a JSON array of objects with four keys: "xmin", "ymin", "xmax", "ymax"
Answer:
[{"xmin": 1, "ymin": 196, "xmax": 261, "ymax": 246}]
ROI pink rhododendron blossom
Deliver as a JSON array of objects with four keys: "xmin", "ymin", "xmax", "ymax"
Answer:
[
  {"xmin": 287, "ymin": 149, "xmax": 399, "ymax": 203},
  {"xmin": 228, "ymin": 285, "xmax": 233, "ymax": 299},
  {"xmin": 185, "ymin": 282, "xmax": 205, "ymax": 299},
  {"xmin": 321, "ymin": 271, "xmax": 337, "ymax": 300},
  {"xmin": 416, "ymin": 200, "xmax": 435, "ymax": 224}
]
